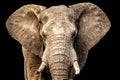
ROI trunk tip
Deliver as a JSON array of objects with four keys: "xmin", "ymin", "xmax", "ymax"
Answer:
[{"xmin": 75, "ymin": 68, "xmax": 80, "ymax": 75}]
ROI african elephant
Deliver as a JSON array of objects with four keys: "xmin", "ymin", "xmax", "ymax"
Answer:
[{"xmin": 6, "ymin": 2, "xmax": 111, "ymax": 80}]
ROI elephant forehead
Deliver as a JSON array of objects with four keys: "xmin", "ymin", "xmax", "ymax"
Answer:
[{"xmin": 40, "ymin": 5, "xmax": 74, "ymax": 18}]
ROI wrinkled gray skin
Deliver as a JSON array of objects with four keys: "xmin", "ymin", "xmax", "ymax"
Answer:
[{"xmin": 6, "ymin": 2, "xmax": 111, "ymax": 80}]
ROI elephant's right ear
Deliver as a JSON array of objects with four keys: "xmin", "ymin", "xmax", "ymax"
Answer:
[{"xmin": 6, "ymin": 4, "xmax": 46, "ymax": 57}]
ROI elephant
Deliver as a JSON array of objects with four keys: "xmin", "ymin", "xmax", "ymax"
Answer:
[{"xmin": 6, "ymin": 2, "xmax": 111, "ymax": 80}]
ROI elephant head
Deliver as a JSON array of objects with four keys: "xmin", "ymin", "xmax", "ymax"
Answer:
[{"xmin": 6, "ymin": 2, "xmax": 111, "ymax": 80}]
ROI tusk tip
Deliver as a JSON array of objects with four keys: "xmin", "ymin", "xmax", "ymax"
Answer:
[
  {"xmin": 75, "ymin": 68, "xmax": 80, "ymax": 75},
  {"xmin": 73, "ymin": 61, "xmax": 80, "ymax": 75},
  {"xmin": 37, "ymin": 69, "xmax": 41, "ymax": 73},
  {"xmin": 37, "ymin": 62, "xmax": 46, "ymax": 73}
]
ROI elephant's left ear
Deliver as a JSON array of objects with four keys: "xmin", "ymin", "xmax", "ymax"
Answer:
[{"xmin": 69, "ymin": 2, "xmax": 111, "ymax": 68}]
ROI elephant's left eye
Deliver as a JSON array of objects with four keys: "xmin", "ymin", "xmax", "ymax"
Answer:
[
  {"xmin": 71, "ymin": 31, "xmax": 76, "ymax": 38},
  {"xmin": 72, "ymin": 25, "xmax": 78, "ymax": 37},
  {"xmin": 68, "ymin": 24, "xmax": 77, "ymax": 38}
]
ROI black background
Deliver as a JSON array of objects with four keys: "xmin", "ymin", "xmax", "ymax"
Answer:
[{"xmin": 0, "ymin": 0, "xmax": 118, "ymax": 80}]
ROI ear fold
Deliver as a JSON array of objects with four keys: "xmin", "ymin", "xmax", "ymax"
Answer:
[
  {"xmin": 6, "ymin": 4, "xmax": 46, "ymax": 57},
  {"xmin": 69, "ymin": 3, "xmax": 111, "ymax": 69}
]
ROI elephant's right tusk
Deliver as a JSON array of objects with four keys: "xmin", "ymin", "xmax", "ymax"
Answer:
[
  {"xmin": 73, "ymin": 61, "xmax": 80, "ymax": 75},
  {"xmin": 37, "ymin": 62, "xmax": 46, "ymax": 73}
]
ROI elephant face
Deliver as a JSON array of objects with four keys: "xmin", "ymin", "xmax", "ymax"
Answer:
[
  {"xmin": 38, "ymin": 6, "xmax": 80, "ymax": 79},
  {"xmin": 6, "ymin": 3, "xmax": 111, "ymax": 80}
]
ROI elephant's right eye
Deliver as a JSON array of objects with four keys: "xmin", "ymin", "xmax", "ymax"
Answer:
[
  {"xmin": 71, "ymin": 31, "xmax": 77, "ymax": 39},
  {"xmin": 41, "ymin": 31, "xmax": 46, "ymax": 38}
]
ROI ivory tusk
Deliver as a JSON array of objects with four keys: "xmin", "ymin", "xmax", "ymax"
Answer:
[
  {"xmin": 73, "ymin": 61, "xmax": 80, "ymax": 75},
  {"xmin": 37, "ymin": 62, "xmax": 46, "ymax": 73}
]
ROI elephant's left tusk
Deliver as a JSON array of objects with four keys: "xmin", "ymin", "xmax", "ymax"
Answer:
[
  {"xmin": 73, "ymin": 61, "xmax": 80, "ymax": 75},
  {"xmin": 37, "ymin": 62, "xmax": 46, "ymax": 73}
]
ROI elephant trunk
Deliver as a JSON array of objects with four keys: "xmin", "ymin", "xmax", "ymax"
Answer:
[{"xmin": 48, "ymin": 34, "xmax": 70, "ymax": 80}]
